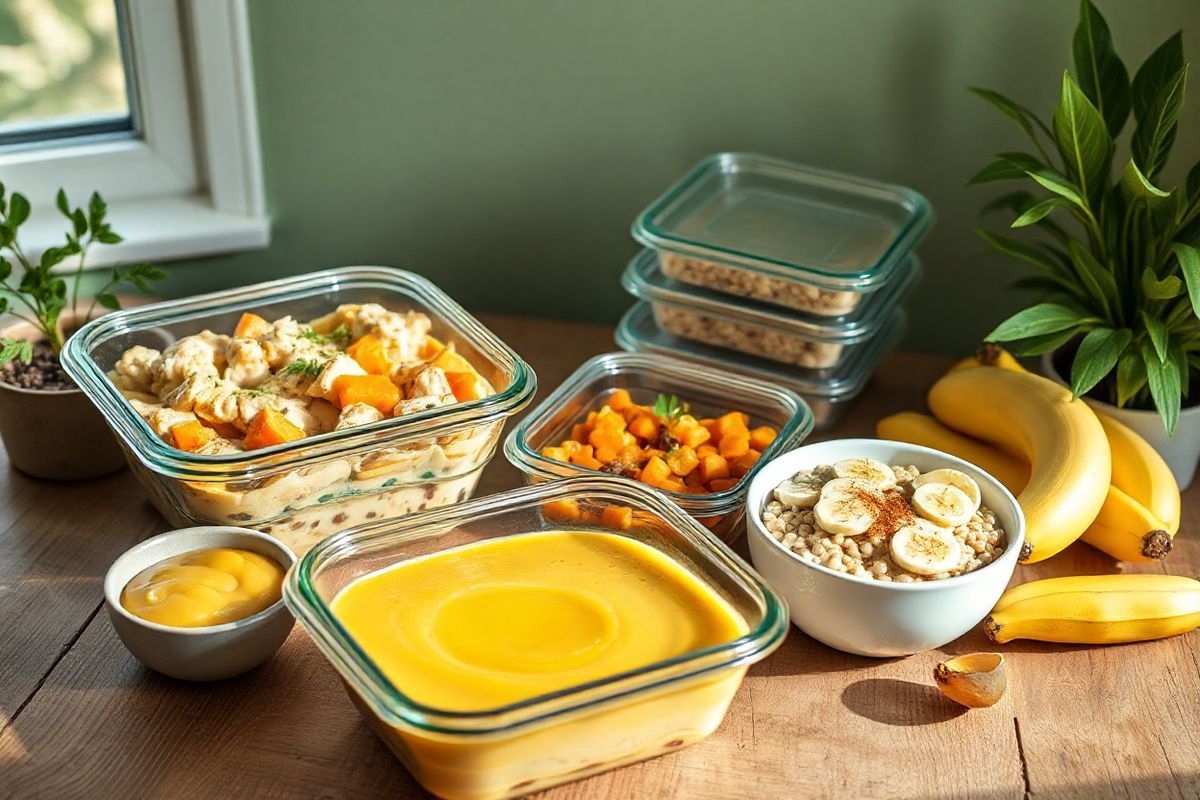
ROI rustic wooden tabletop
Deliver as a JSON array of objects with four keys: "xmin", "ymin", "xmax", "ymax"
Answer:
[{"xmin": 1, "ymin": 314, "xmax": 1197, "ymax": 800}]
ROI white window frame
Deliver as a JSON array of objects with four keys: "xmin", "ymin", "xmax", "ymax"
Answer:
[{"xmin": 0, "ymin": 0, "xmax": 269, "ymax": 267}]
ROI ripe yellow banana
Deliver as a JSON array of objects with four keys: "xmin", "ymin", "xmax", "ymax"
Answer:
[
  {"xmin": 927, "ymin": 367, "xmax": 1110, "ymax": 563},
  {"xmin": 1097, "ymin": 413, "xmax": 1180, "ymax": 534},
  {"xmin": 876, "ymin": 410, "xmax": 1174, "ymax": 562},
  {"xmin": 949, "ymin": 344, "xmax": 1028, "ymax": 374},
  {"xmin": 985, "ymin": 574, "xmax": 1200, "ymax": 644}
]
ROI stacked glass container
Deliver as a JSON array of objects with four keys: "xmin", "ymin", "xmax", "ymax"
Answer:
[{"xmin": 618, "ymin": 153, "xmax": 932, "ymax": 429}]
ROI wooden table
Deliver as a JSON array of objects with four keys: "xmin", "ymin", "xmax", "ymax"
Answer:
[{"xmin": 2, "ymin": 315, "xmax": 1197, "ymax": 800}]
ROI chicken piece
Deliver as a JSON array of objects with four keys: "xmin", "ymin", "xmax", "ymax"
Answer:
[
  {"xmin": 193, "ymin": 331, "xmax": 231, "ymax": 369},
  {"xmin": 306, "ymin": 354, "xmax": 366, "ymax": 403},
  {"xmin": 145, "ymin": 407, "xmax": 200, "ymax": 440},
  {"xmin": 336, "ymin": 402, "xmax": 385, "ymax": 430},
  {"xmin": 112, "ymin": 346, "xmax": 161, "ymax": 394},
  {"xmin": 374, "ymin": 310, "xmax": 432, "ymax": 363},
  {"xmin": 394, "ymin": 393, "xmax": 455, "ymax": 417},
  {"xmin": 277, "ymin": 396, "xmax": 338, "ymax": 435},
  {"xmin": 408, "ymin": 365, "xmax": 454, "ymax": 400},
  {"xmin": 151, "ymin": 335, "xmax": 223, "ymax": 396},
  {"xmin": 224, "ymin": 337, "xmax": 272, "ymax": 388},
  {"xmin": 164, "ymin": 375, "xmax": 242, "ymax": 426},
  {"xmin": 344, "ymin": 303, "xmax": 390, "ymax": 340},
  {"xmin": 259, "ymin": 316, "xmax": 305, "ymax": 370},
  {"xmin": 196, "ymin": 436, "xmax": 244, "ymax": 456}
]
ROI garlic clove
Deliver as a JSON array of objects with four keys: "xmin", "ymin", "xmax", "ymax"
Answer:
[{"xmin": 933, "ymin": 652, "xmax": 1006, "ymax": 708}]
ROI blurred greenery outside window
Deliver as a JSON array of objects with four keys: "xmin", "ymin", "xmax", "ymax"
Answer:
[{"xmin": 0, "ymin": 0, "xmax": 134, "ymax": 146}]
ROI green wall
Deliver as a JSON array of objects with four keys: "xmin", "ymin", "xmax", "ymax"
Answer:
[{"xmin": 160, "ymin": 0, "xmax": 1200, "ymax": 355}]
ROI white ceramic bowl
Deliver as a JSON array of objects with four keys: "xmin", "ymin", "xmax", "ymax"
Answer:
[
  {"xmin": 746, "ymin": 439, "xmax": 1025, "ymax": 657},
  {"xmin": 104, "ymin": 527, "xmax": 296, "ymax": 681}
]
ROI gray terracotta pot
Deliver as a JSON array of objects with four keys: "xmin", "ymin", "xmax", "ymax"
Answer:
[{"xmin": 0, "ymin": 309, "xmax": 126, "ymax": 480}]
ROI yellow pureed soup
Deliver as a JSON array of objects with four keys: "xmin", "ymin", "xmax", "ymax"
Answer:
[
  {"xmin": 122, "ymin": 548, "xmax": 284, "ymax": 627},
  {"xmin": 330, "ymin": 530, "xmax": 749, "ymax": 799}
]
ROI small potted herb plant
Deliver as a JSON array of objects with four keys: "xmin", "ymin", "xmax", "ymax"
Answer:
[
  {"xmin": 0, "ymin": 184, "xmax": 164, "ymax": 479},
  {"xmin": 970, "ymin": 1, "xmax": 1200, "ymax": 486}
]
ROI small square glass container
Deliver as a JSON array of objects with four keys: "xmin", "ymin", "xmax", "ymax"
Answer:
[
  {"xmin": 616, "ymin": 302, "xmax": 905, "ymax": 431},
  {"xmin": 61, "ymin": 267, "xmax": 537, "ymax": 554},
  {"xmin": 283, "ymin": 476, "xmax": 788, "ymax": 800},
  {"xmin": 503, "ymin": 351, "xmax": 812, "ymax": 543},
  {"xmin": 622, "ymin": 248, "xmax": 921, "ymax": 370},
  {"xmin": 632, "ymin": 153, "xmax": 932, "ymax": 315}
]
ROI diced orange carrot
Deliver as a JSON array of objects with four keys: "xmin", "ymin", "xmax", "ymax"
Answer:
[
  {"xmin": 573, "ymin": 454, "xmax": 603, "ymax": 470},
  {"xmin": 589, "ymin": 426, "xmax": 626, "ymax": 453},
  {"xmin": 234, "ymin": 312, "xmax": 271, "ymax": 339},
  {"xmin": 431, "ymin": 344, "xmax": 476, "ymax": 374},
  {"xmin": 542, "ymin": 446, "xmax": 569, "ymax": 461},
  {"xmin": 659, "ymin": 477, "xmax": 686, "ymax": 493},
  {"xmin": 346, "ymin": 333, "xmax": 393, "ymax": 375},
  {"xmin": 638, "ymin": 455, "xmax": 671, "ymax": 486},
  {"xmin": 585, "ymin": 410, "xmax": 598, "ymax": 425},
  {"xmin": 543, "ymin": 499, "xmax": 582, "ymax": 522},
  {"xmin": 715, "ymin": 411, "xmax": 750, "ymax": 439},
  {"xmin": 561, "ymin": 439, "xmax": 582, "ymax": 456},
  {"xmin": 595, "ymin": 406, "xmax": 626, "ymax": 430},
  {"xmin": 570, "ymin": 422, "xmax": 591, "ymax": 442},
  {"xmin": 699, "ymin": 454, "xmax": 730, "ymax": 482},
  {"xmin": 750, "ymin": 426, "xmax": 777, "ymax": 451},
  {"xmin": 642, "ymin": 447, "xmax": 665, "ymax": 461},
  {"xmin": 606, "ymin": 389, "xmax": 633, "ymax": 412},
  {"xmin": 419, "ymin": 335, "xmax": 444, "ymax": 360},
  {"xmin": 719, "ymin": 431, "xmax": 751, "ymax": 459},
  {"xmin": 708, "ymin": 477, "xmax": 739, "ymax": 492},
  {"xmin": 696, "ymin": 443, "xmax": 719, "ymax": 459},
  {"xmin": 617, "ymin": 444, "xmax": 643, "ymax": 465},
  {"xmin": 665, "ymin": 445, "xmax": 699, "ymax": 477},
  {"xmin": 243, "ymin": 406, "xmax": 306, "ymax": 450},
  {"xmin": 628, "ymin": 414, "xmax": 659, "ymax": 441},
  {"xmin": 684, "ymin": 470, "xmax": 706, "ymax": 491},
  {"xmin": 170, "ymin": 420, "xmax": 216, "ymax": 452},
  {"xmin": 600, "ymin": 505, "xmax": 634, "ymax": 530},
  {"xmin": 730, "ymin": 449, "xmax": 762, "ymax": 478},
  {"xmin": 333, "ymin": 374, "xmax": 400, "ymax": 413},
  {"xmin": 202, "ymin": 420, "xmax": 243, "ymax": 439},
  {"xmin": 699, "ymin": 515, "xmax": 723, "ymax": 530},
  {"xmin": 595, "ymin": 446, "xmax": 618, "ymax": 464},
  {"xmin": 678, "ymin": 424, "xmax": 711, "ymax": 449},
  {"xmin": 445, "ymin": 371, "xmax": 485, "ymax": 402}
]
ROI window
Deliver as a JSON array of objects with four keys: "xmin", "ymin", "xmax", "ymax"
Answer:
[{"xmin": 0, "ymin": 0, "xmax": 268, "ymax": 267}]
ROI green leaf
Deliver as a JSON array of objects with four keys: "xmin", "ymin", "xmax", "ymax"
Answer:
[
  {"xmin": 1188, "ymin": 160, "xmax": 1200, "ymax": 200},
  {"xmin": 1120, "ymin": 158, "xmax": 1170, "ymax": 200},
  {"xmin": 1066, "ymin": 239, "xmax": 1119, "ymax": 319},
  {"xmin": 1172, "ymin": 342, "xmax": 1190, "ymax": 398},
  {"xmin": 71, "ymin": 209, "xmax": 87, "ymax": 238},
  {"xmin": 966, "ymin": 152, "xmax": 1045, "ymax": 185},
  {"xmin": 1175, "ymin": 243, "xmax": 1200, "ymax": 319},
  {"xmin": 1141, "ymin": 266, "xmax": 1183, "ymax": 299},
  {"xmin": 39, "ymin": 247, "xmax": 66, "ymax": 270},
  {"xmin": 1007, "ymin": 328, "xmax": 1083, "ymax": 357},
  {"xmin": 1026, "ymin": 168, "xmax": 1087, "ymax": 208},
  {"xmin": 0, "ymin": 256, "xmax": 10, "ymax": 282},
  {"xmin": 1070, "ymin": 327, "xmax": 1131, "ymax": 397},
  {"xmin": 1011, "ymin": 197, "xmax": 1070, "ymax": 228},
  {"xmin": 1117, "ymin": 348, "xmax": 1148, "ymax": 406},
  {"xmin": 1131, "ymin": 64, "xmax": 1189, "ymax": 179},
  {"xmin": 652, "ymin": 393, "xmax": 688, "ymax": 424},
  {"xmin": 87, "ymin": 192, "xmax": 106, "ymax": 229},
  {"xmin": 55, "ymin": 189, "xmax": 69, "ymax": 217},
  {"xmin": 985, "ymin": 302, "xmax": 1088, "ymax": 342},
  {"xmin": 94, "ymin": 292, "xmax": 120, "ymax": 311},
  {"xmin": 0, "ymin": 297, "xmax": 6, "ymax": 315},
  {"xmin": 1053, "ymin": 71, "xmax": 1113, "ymax": 201},
  {"xmin": 1140, "ymin": 309, "xmax": 1169, "ymax": 362},
  {"xmin": 1132, "ymin": 32, "xmax": 1183, "ymax": 119},
  {"xmin": 1072, "ymin": 0, "xmax": 1131, "ymax": 137},
  {"xmin": 0, "ymin": 337, "xmax": 33, "ymax": 366},
  {"xmin": 97, "ymin": 230, "xmax": 123, "ymax": 245},
  {"xmin": 7, "ymin": 193, "xmax": 30, "ymax": 227},
  {"xmin": 976, "ymin": 229, "xmax": 1069, "ymax": 277},
  {"xmin": 968, "ymin": 87, "xmax": 1054, "ymax": 147},
  {"xmin": 1142, "ymin": 340, "xmax": 1181, "ymax": 435}
]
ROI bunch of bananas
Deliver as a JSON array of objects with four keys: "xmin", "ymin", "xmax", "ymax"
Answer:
[{"xmin": 877, "ymin": 347, "xmax": 1195, "ymax": 645}]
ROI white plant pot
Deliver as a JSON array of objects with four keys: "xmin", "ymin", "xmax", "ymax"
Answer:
[{"xmin": 1040, "ymin": 352, "xmax": 1200, "ymax": 490}]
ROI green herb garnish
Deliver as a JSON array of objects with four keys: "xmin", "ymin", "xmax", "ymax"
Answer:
[
  {"xmin": 299, "ymin": 325, "xmax": 350, "ymax": 347},
  {"xmin": 653, "ymin": 393, "xmax": 688, "ymax": 424},
  {"xmin": 280, "ymin": 358, "xmax": 324, "ymax": 378}
]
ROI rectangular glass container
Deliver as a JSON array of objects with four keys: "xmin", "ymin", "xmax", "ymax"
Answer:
[
  {"xmin": 284, "ymin": 476, "xmax": 788, "ymax": 800},
  {"xmin": 503, "ymin": 351, "xmax": 812, "ymax": 543},
  {"xmin": 622, "ymin": 248, "xmax": 920, "ymax": 369},
  {"xmin": 616, "ymin": 302, "xmax": 904, "ymax": 431},
  {"xmin": 61, "ymin": 267, "xmax": 537, "ymax": 554},
  {"xmin": 632, "ymin": 153, "xmax": 932, "ymax": 315}
]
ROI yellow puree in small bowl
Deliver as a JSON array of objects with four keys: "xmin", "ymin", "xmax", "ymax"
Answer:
[
  {"xmin": 331, "ymin": 530, "xmax": 748, "ymax": 711},
  {"xmin": 121, "ymin": 548, "xmax": 285, "ymax": 627}
]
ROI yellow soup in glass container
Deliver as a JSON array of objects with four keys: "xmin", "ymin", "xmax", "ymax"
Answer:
[
  {"xmin": 122, "ymin": 548, "xmax": 285, "ymax": 627},
  {"xmin": 330, "ymin": 529, "xmax": 750, "ymax": 799}
]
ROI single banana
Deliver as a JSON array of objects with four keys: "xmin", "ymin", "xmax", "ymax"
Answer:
[
  {"xmin": 814, "ymin": 478, "xmax": 881, "ymax": 537},
  {"xmin": 876, "ymin": 410, "xmax": 1173, "ymax": 562},
  {"xmin": 831, "ymin": 457, "xmax": 896, "ymax": 489},
  {"xmin": 985, "ymin": 574, "xmax": 1200, "ymax": 644},
  {"xmin": 889, "ymin": 520, "xmax": 962, "ymax": 576},
  {"xmin": 913, "ymin": 468, "xmax": 982, "ymax": 513},
  {"xmin": 949, "ymin": 344, "xmax": 1028, "ymax": 374},
  {"xmin": 774, "ymin": 471, "xmax": 825, "ymax": 508},
  {"xmin": 876, "ymin": 412, "xmax": 1031, "ymax": 493},
  {"xmin": 927, "ymin": 368, "xmax": 1110, "ymax": 563},
  {"xmin": 911, "ymin": 482, "xmax": 975, "ymax": 527},
  {"xmin": 1096, "ymin": 413, "xmax": 1180, "ymax": 535}
]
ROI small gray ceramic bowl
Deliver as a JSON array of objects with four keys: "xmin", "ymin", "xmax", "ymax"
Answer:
[{"xmin": 104, "ymin": 526, "xmax": 296, "ymax": 681}]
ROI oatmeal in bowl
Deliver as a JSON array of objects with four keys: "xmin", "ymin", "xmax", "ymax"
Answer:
[{"xmin": 745, "ymin": 439, "xmax": 1024, "ymax": 657}]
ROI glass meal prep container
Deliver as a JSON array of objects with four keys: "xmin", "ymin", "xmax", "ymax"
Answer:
[
  {"xmin": 284, "ymin": 476, "xmax": 788, "ymax": 800},
  {"xmin": 616, "ymin": 302, "xmax": 905, "ymax": 432},
  {"xmin": 61, "ymin": 267, "xmax": 536, "ymax": 555},
  {"xmin": 503, "ymin": 351, "xmax": 812, "ymax": 544},
  {"xmin": 622, "ymin": 247, "xmax": 921, "ymax": 370},
  {"xmin": 631, "ymin": 152, "xmax": 932, "ymax": 316}
]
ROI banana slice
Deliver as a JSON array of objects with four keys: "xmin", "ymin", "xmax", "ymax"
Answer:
[
  {"xmin": 832, "ymin": 458, "xmax": 896, "ymax": 490},
  {"xmin": 774, "ymin": 471, "xmax": 826, "ymax": 508},
  {"xmin": 912, "ymin": 482, "xmax": 976, "ymax": 528},
  {"xmin": 890, "ymin": 520, "xmax": 962, "ymax": 576},
  {"xmin": 914, "ymin": 468, "xmax": 981, "ymax": 513},
  {"xmin": 814, "ymin": 478, "xmax": 882, "ymax": 537}
]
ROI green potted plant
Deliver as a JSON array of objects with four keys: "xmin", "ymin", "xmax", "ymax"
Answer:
[
  {"xmin": 971, "ymin": 1, "xmax": 1200, "ymax": 486},
  {"xmin": 0, "ymin": 183, "xmax": 164, "ymax": 479}
]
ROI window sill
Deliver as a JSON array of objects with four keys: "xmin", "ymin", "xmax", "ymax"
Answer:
[{"xmin": 20, "ymin": 193, "xmax": 270, "ymax": 270}]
